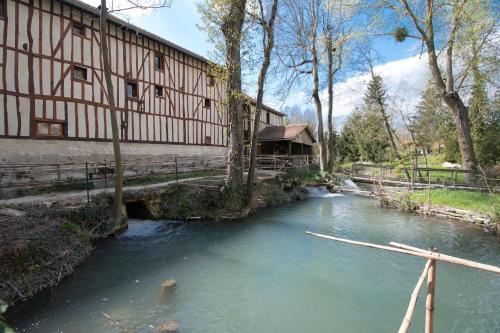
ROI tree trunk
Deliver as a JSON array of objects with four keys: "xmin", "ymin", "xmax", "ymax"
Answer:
[
  {"xmin": 378, "ymin": 102, "xmax": 411, "ymax": 181},
  {"xmin": 245, "ymin": 0, "xmax": 278, "ymax": 206},
  {"xmin": 422, "ymin": 1, "xmax": 477, "ymax": 182},
  {"xmin": 100, "ymin": 0, "xmax": 124, "ymax": 227},
  {"xmin": 426, "ymin": 51, "xmax": 476, "ymax": 181},
  {"xmin": 223, "ymin": 0, "xmax": 247, "ymax": 210},
  {"xmin": 310, "ymin": 4, "xmax": 327, "ymax": 171},
  {"xmin": 326, "ymin": 35, "xmax": 335, "ymax": 173},
  {"xmin": 444, "ymin": 93, "xmax": 476, "ymax": 175}
]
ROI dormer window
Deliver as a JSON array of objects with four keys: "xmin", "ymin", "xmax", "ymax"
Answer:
[
  {"xmin": 72, "ymin": 21, "xmax": 85, "ymax": 37},
  {"xmin": 154, "ymin": 53, "xmax": 164, "ymax": 71},
  {"xmin": 266, "ymin": 112, "xmax": 270, "ymax": 124},
  {"xmin": 207, "ymin": 74, "xmax": 215, "ymax": 87}
]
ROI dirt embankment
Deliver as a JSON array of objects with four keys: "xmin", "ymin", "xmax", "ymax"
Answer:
[{"xmin": 0, "ymin": 195, "xmax": 125, "ymax": 306}]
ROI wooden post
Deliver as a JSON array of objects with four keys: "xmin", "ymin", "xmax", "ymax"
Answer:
[
  {"xmin": 425, "ymin": 248, "xmax": 437, "ymax": 333},
  {"xmin": 398, "ymin": 260, "xmax": 432, "ymax": 333},
  {"xmin": 288, "ymin": 141, "xmax": 292, "ymax": 156}
]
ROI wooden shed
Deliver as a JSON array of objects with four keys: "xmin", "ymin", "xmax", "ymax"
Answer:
[{"xmin": 257, "ymin": 124, "xmax": 316, "ymax": 156}]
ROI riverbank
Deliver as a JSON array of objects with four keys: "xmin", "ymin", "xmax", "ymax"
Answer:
[
  {"xmin": 376, "ymin": 189, "xmax": 499, "ymax": 234},
  {"xmin": 0, "ymin": 173, "xmax": 307, "ymax": 306}
]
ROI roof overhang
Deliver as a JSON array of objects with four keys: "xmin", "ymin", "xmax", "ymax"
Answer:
[{"xmin": 61, "ymin": 0, "xmax": 210, "ymax": 64}]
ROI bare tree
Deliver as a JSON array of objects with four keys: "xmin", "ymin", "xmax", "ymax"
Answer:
[
  {"xmin": 309, "ymin": 0, "xmax": 328, "ymax": 171},
  {"xmin": 198, "ymin": 0, "xmax": 249, "ymax": 210},
  {"xmin": 246, "ymin": 0, "xmax": 279, "ymax": 206},
  {"xmin": 276, "ymin": 0, "xmax": 327, "ymax": 171},
  {"xmin": 222, "ymin": 0, "xmax": 248, "ymax": 209},
  {"xmin": 98, "ymin": 0, "xmax": 170, "ymax": 226},
  {"xmin": 322, "ymin": 0, "xmax": 349, "ymax": 172},
  {"xmin": 388, "ymin": 0, "xmax": 480, "ymax": 182}
]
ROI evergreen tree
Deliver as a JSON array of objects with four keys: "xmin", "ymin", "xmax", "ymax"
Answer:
[
  {"xmin": 364, "ymin": 72, "xmax": 409, "ymax": 180},
  {"xmin": 469, "ymin": 44, "xmax": 499, "ymax": 166},
  {"xmin": 414, "ymin": 80, "xmax": 461, "ymax": 163},
  {"xmin": 338, "ymin": 105, "xmax": 390, "ymax": 164}
]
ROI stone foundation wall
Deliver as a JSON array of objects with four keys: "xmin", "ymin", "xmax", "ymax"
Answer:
[{"xmin": 0, "ymin": 139, "xmax": 229, "ymax": 164}]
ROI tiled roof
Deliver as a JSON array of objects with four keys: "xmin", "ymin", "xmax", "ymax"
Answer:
[{"xmin": 258, "ymin": 124, "xmax": 316, "ymax": 143}]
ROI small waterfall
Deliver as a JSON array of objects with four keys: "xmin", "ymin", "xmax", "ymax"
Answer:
[
  {"xmin": 306, "ymin": 186, "xmax": 344, "ymax": 198},
  {"xmin": 342, "ymin": 179, "xmax": 361, "ymax": 192}
]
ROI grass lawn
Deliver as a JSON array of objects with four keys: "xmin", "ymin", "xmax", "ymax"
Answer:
[{"xmin": 409, "ymin": 189, "xmax": 499, "ymax": 215}]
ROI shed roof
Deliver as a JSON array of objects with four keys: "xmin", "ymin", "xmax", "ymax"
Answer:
[{"xmin": 258, "ymin": 124, "xmax": 316, "ymax": 143}]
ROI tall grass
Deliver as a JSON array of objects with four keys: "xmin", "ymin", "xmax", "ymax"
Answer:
[{"xmin": 410, "ymin": 189, "xmax": 499, "ymax": 214}]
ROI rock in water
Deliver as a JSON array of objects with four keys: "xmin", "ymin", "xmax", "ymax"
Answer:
[
  {"xmin": 157, "ymin": 320, "xmax": 180, "ymax": 332},
  {"xmin": 161, "ymin": 279, "xmax": 176, "ymax": 289},
  {"xmin": 159, "ymin": 279, "xmax": 176, "ymax": 303}
]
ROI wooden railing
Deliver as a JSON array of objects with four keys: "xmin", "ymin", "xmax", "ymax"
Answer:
[
  {"xmin": 244, "ymin": 154, "xmax": 316, "ymax": 172},
  {"xmin": 0, "ymin": 154, "xmax": 316, "ymax": 199},
  {"xmin": 343, "ymin": 163, "xmax": 499, "ymax": 189},
  {"xmin": 0, "ymin": 155, "xmax": 227, "ymax": 199},
  {"xmin": 305, "ymin": 231, "xmax": 500, "ymax": 333}
]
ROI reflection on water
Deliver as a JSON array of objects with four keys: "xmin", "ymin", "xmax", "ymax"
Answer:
[{"xmin": 8, "ymin": 195, "xmax": 500, "ymax": 333}]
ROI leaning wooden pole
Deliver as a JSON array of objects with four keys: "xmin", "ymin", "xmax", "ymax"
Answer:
[
  {"xmin": 398, "ymin": 260, "xmax": 432, "ymax": 333},
  {"xmin": 304, "ymin": 231, "xmax": 500, "ymax": 274},
  {"xmin": 425, "ymin": 249, "xmax": 437, "ymax": 333},
  {"xmin": 100, "ymin": 0, "xmax": 123, "ymax": 227}
]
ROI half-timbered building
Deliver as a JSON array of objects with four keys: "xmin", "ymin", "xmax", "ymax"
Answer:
[
  {"xmin": 0, "ymin": 0, "xmax": 297, "ymax": 165},
  {"xmin": 0, "ymin": 0, "xmax": 237, "ymax": 163},
  {"xmin": 243, "ymin": 96, "xmax": 285, "ymax": 146}
]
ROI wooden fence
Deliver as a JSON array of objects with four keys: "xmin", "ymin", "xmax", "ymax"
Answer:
[
  {"xmin": 0, "ymin": 154, "xmax": 316, "ymax": 199},
  {"xmin": 0, "ymin": 155, "xmax": 227, "ymax": 199},
  {"xmin": 245, "ymin": 154, "xmax": 315, "ymax": 172},
  {"xmin": 343, "ymin": 163, "xmax": 499, "ymax": 189}
]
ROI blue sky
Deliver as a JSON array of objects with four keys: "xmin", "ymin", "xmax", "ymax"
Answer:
[{"xmin": 83, "ymin": 0, "xmax": 429, "ymax": 124}]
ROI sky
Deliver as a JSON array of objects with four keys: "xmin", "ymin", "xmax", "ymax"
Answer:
[{"xmin": 81, "ymin": 0, "xmax": 430, "ymax": 129}]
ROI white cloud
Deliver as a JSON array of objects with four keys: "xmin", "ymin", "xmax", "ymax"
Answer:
[
  {"xmin": 329, "ymin": 54, "xmax": 428, "ymax": 118},
  {"xmin": 279, "ymin": 54, "xmax": 430, "ymax": 130}
]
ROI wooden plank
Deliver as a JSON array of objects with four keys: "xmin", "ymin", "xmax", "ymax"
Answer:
[{"xmin": 305, "ymin": 232, "xmax": 500, "ymax": 274}]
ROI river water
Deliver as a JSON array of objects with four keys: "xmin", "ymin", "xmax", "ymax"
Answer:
[{"xmin": 9, "ymin": 192, "xmax": 500, "ymax": 332}]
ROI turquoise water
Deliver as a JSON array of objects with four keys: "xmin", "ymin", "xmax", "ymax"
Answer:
[{"xmin": 9, "ymin": 193, "xmax": 500, "ymax": 332}]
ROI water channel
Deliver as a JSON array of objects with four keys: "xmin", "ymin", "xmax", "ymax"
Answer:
[{"xmin": 9, "ymin": 191, "xmax": 500, "ymax": 332}]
